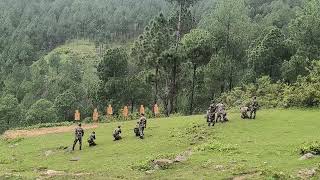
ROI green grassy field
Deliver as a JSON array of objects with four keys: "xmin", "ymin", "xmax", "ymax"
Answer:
[{"xmin": 1, "ymin": 109, "xmax": 320, "ymax": 179}]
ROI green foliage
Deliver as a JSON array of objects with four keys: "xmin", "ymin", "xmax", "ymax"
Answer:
[
  {"xmin": 289, "ymin": 0, "xmax": 320, "ymax": 61},
  {"xmin": 195, "ymin": 141, "xmax": 239, "ymax": 153},
  {"xmin": 98, "ymin": 47, "xmax": 128, "ymax": 81},
  {"xmin": 0, "ymin": 94, "xmax": 22, "ymax": 133},
  {"xmin": 26, "ymin": 99, "xmax": 58, "ymax": 125},
  {"xmin": 281, "ymin": 55, "xmax": 309, "ymax": 83},
  {"xmin": 221, "ymin": 60, "xmax": 320, "ymax": 108},
  {"xmin": 1, "ymin": 0, "xmax": 320, "ymax": 130},
  {"xmin": 83, "ymin": 117, "xmax": 93, "ymax": 124},
  {"xmin": 54, "ymin": 90, "xmax": 77, "ymax": 120},
  {"xmin": 13, "ymin": 122, "xmax": 73, "ymax": 130},
  {"xmin": 299, "ymin": 141, "xmax": 320, "ymax": 155},
  {"xmin": 181, "ymin": 29, "xmax": 212, "ymax": 66},
  {"xmin": 248, "ymin": 27, "xmax": 292, "ymax": 81}
]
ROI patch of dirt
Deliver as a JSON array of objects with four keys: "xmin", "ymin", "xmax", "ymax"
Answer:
[
  {"xmin": 151, "ymin": 149, "xmax": 193, "ymax": 172},
  {"xmin": 44, "ymin": 150, "xmax": 54, "ymax": 157},
  {"xmin": 152, "ymin": 159, "xmax": 173, "ymax": 168},
  {"xmin": 3, "ymin": 124, "xmax": 98, "ymax": 139},
  {"xmin": 174, "ymin": 149, "xmax": 193, "ymax": 162},
  {"xmin": 299, "ymin": 153, "xmax": 316, "ymax": 160},
  {"xmin": 41, "ymin": 170, "xmax": 65, "ymax": 176},
  {"xmin": 297, "ymin": 168, "xmax": 317, "ymax": 179},
  {"xmin": 39, "ymin": 170, "xmax": 91, "ymax": 178}
]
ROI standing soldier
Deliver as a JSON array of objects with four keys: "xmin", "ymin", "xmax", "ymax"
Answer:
[
  {"xmin": 206, "ymin": 104, "xmax": 216, "ymax": 126},
  {"xmin": 250, "ymin": 96, "xmax": 259, "ymax": 119},
  {"xmin": 113, "ymin": 126, "xmax": 122, "ymax": 141},
  {"xmin": 138, "ymin": 113, "xmax": 147, "ymax": 139},
  {"xmin": 87, "ymin": 131, "xmax": 97, "ymax": 146},
  {"xmin": 72, "ymin": 123, "xmax": 84, "ymax": 151}
]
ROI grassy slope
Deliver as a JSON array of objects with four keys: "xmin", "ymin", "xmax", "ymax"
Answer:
[{"xmin": 0, "ymin": 109, "xmax": 320, "ymax": 179}]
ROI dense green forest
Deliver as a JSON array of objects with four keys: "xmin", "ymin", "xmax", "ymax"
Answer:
[{"xmin": 0, "ymin": 0, "xmax": 319, "ymax": 133}]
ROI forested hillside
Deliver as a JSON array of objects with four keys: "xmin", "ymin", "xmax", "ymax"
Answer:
[{"xmin": 1, "ymin": 0, "xmax": 320, "ymax": 133}]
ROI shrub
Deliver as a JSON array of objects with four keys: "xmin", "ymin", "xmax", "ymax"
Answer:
[
  {"xmin": 194, "ymin": 141, "xmax": 238, "ymax": 153},
  {"xmin": 13, "ymin": 122, "xmax": 73, "ymax": 130},
  {"xmin": 26, "ymin": 99, "xmax": 58, "ymax": 125},
  {"xmin": 220, "ymin": 60, "xmax": 320, "ymax": 109},
  {"xmin": 83, "ymin": 117, "xmax": 93, "ymax": 123},
  {"xmin": 299, "ymin": 141, "xmax": 320, "ymax": 155}
]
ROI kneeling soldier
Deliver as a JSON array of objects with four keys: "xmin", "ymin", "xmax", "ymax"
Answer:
[
  {"xmin": 240, "ymin": 106, "xmax": 250, "ymax": 119},
  {"xmin": 87, "ymin": 131, "xmax": 96, "ymax": 146},
  {"xmin": 134, "ymin": 122, "xmax": 140, "ymax": 136},
  {"xmin": 113, "ymin": 126, "xmax": 122, "ymax": 141}
]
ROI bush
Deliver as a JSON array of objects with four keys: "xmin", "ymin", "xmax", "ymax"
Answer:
[
  {"xmin": 299, "ymin": 141, "xmax": 320, "ymax": 155},
  {"xmin": 26, "ymin": 99, "xmax": 58, "ymax": 125},
  {"xmin": 220, "ymin": 60, "xmax": 320, "ymax": 109},
  {"xmin": 13, "ymin": 122, "xmax": 73, "ymax": 130},
  {"xmin": 0, "ymin": 94, "xmax": 22, "ymax": 133},
  {"xmin": 83, "ymin": 117, "xmax": 93, "ymax": 123}
]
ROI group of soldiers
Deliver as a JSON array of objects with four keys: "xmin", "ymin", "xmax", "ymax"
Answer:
[
  {"xmin": 240, "ymin": 96, "xmax": 259, "ymax": 119},
  {"xmin": 206, "ymin": 101, "xmax": 229, "ymax": 126},
  {"xmin": 72, "ymin": 98, "xmax": 259, "ymax": 151},
  {"xmin": 206, "ymin": 97, "xmax": 259, "ymax": 126},
  {"xmin": 72, "ymin": 114, "xmax": 148, "ymax": 151}
]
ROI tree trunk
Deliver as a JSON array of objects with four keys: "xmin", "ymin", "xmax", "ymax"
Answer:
[
  {"xmin": 189, "ymin": 64, "xmax": 197, "ymax": 115},
  {"xmin": 131, "ymin": 100, "xmax": 134, "ymax": 114},
  {"xmin": 169, "ymin": 58, "xmax": 177, "ymax": 114},
  {"xmin": 170, "ymin": 2, "xmax": 182, "ymax": 114},
  {"xmin": 229, "ymin": 66, "xmax": 233, "ymax": 91},
  {"xmin": 154, "ymin": 67, "xmax": 159, "ymax": 104},
  {"xmin": 220, "ymin": 83, "xmax": 224, "ymax": 95}
]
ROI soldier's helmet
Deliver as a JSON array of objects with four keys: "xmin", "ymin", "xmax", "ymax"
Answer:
[
  {"xmin": 79, "ymin": 123, "xmax": 82, "ymax": 127},
  {"xmin": 118, "ymin": 125, "xmax": 121, "ymax": 128},
  {"xmin": 92, "ymin": 131, "xmax": 95, "ymax": 134}
]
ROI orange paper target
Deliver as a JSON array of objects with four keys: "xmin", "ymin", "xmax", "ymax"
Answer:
[
  {"xmin": 123, "ymin": 106, "xmax": 128, "ymax": 118},
  {"xmin": 139, "ymin": 105, "xmax": 145, "ymax": 115},
  {"xmin": 74, "ymin": 110, "xmax": 80, "ymax": 121},
  {"xmin": 93, "ymin": 108, "xmax": 99, "ymax": 122},
  {"xmin": 107, "ymin": 104, "xmax": 113, "ymax": 116},
  {"xmin": 154, "ymin": 104, "xmax": 159, "ymax": 115}
]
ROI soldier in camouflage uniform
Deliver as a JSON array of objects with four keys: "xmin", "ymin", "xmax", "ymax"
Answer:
[
  {"xmin": 138, "ymin": 113, "xmax": 147, "ymax": 139},
  {"xmin": 206, "ymin": 108, "xmax": 211, "ymax": 125},
  {"xmin": 240, "ymin": 106, "xmax": 250, "ymax": 119},
  {"xmin": 87, "ymin": 131, "xmax": 96, "ymax": 146},
  {"xmin": 250, "ymin": 96, "xmax": 259, "ymax": 119},
  {"xmin": 134, "ymin": 122, "xmax": 140, "ymax": 136},
  {"xmin": 113, "ymin": 126, "xmax": 122, "ymax": 141},
  {"xmin": 206, "ymin": 104, "xmax": 216, "ymax": 126},
  {"xmin": 72, "ymin": 123, "xmax": 84, "ymax": 151},
  {"xmin": 215, "ymin": 102, "xmax": 228, "ymax": 123}
]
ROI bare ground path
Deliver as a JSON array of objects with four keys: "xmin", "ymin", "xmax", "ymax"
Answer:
[{"xmin": 2, "ymin": 124, "xmax": 99, "ymax": 139}]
